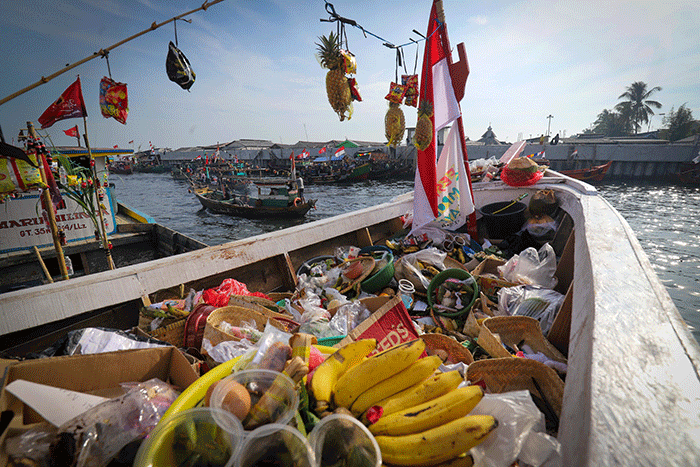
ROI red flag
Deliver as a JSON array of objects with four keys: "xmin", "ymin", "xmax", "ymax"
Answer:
[
  {"xmin": 318, "ymin": 147, "xmax": 327, "ymax": 154},
  {"xmin": 113, "ymin": 145, "xmax": 119, "ymax": 149},
  {"xmin": 412, "ymin": 0, "xmax": 461, "ymax": 229},
  {"xmin": 128, "ymin": 140, "xmax": 134, "ymax": 144},
  {"xmin": 63, "ymin": 125, "xmax": 79, "ymax": 138},
  {"xmin": 38, "ymin": 77, "xmax": 87, "ymax": 129}
]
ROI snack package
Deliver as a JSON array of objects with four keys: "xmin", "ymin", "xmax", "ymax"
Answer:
[
  {"xmin": 401, "ymin": 74, "xmax": 419, "ymax": 107},
  {"xmin": 384, "ymin": 82, "xmax": 406, "ymax": 104},
  {"xmin": 340, "ymin": 49, "xmax": 357, "ymax": 75}
]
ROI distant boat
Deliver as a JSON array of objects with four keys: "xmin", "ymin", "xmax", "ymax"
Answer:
[
  {"xmin": 678, "ymin": 161, "xmax": 700, "ymax": 184},
  {"xmin": 193, "ymin": 184, "xmax": 315, "ymax": 219},
  {"xmin": 108, "ymin": 160, "xmax": 133, "ymax": 175},
  {"xmin": 559, "ymin": 160, "xmax": 612, "ymax": 182}
]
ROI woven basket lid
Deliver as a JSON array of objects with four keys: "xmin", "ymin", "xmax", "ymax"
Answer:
[
  {"xmin": 421, "ymin": 333, "xmax": 474, "ymax": 365},
  {"xmin": 467, "ymin": 357, "xmax": 564, "ymax": 417},
  {"xmin": 483, "ymin": 316, "xmax": 567, "ymax": 363}
]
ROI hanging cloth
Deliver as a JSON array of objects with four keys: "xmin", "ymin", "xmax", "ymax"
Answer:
[
  {"xmin": 166, "ymin": 41, "xmax": 196, "ymax": 91},
  {"xmin": 99, "ymin": 77, "xmax": 129, "ymax": 124}
]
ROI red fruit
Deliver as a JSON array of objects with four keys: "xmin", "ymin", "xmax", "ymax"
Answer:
[{"xmin": 308, "ymin": 346, "xmax": 325, "ymax": 371}]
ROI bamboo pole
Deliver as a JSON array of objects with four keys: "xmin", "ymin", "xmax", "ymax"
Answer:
[
  {"xmin": 0, "ymin": 0, "xmax": 226, "ymax": 107},
  {"xmin": 27, "ymin": 122, "xmax": 70, "ymax": 280},
  {"xmin": 33, "ymin": 246, "xmax": 54, "ymax": 283},
  {"xmin": 82, "ymin": 116, "xmax": 116, "ymax": 270}
]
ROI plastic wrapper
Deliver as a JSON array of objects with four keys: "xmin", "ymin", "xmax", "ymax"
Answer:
[
  {"xmin": 4, "ymin": 426, "xmax": 56, "ymax": 467},
  {"xmin": 48, "ymin": 378, "xmax": 180, "ymax": 467},
  {"xmin": 385, "ymin": 81, "xmax": 406, "ymax": 104},
  {"xmin": 202, "ymin": 337, "xmax": 256, "ymax": 365},
  {"xmin": 32, "ymin": 327, "xmax": 167, "ymax": 358},
  {"xmin": 469, "ymin": 391, "xmax": 561, "ymax": 467},
  {"xmin": 296, "ymin": 291, "xmax": 334, "ymax": 338},
  {"xmin": 249, "ymin": 322, "xmax": 293, "ymax": 369},
  {"xmin": 498, "ymin": 243, "xmax": 558, "ymax": 289},
  {"xmin": 219, "ymin": 318, "xmax": 263, "ymax": 343},
  {"xmin": 203, "ymin": 278, "xmax": 271, "ymax": 307},
  {"xmin": 497, "ymin": 286, "xmax": 565, "ymax": 335},
  {"xmin": 166, "ymin": 41, "xmax": 196, "ymax": 91},
  {"xmin": 328, "ymin": 300, "xmax": 371, "ymax": 336},
  {"xmin": 394, "ymin": 247, "xmax": 447, "ymax": 292}
]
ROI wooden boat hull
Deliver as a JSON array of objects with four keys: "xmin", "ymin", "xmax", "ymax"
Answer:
[
  {"xmin": 194, "ymin": 191, "xmax": 314, "ymax": 219},
  {"xmin": 678, "ymin": 162, "xmax": 700, "ymax": 184},
  {"xmin": 1, "ymin": 171, "xmax": 699, "ymax": 465},
  {"xmin": 559, "ymin": 160, "xmax": 612, "ymax": 181}
]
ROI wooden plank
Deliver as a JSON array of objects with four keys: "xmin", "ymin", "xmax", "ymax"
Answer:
[{"xmin": 547, "ymin": 282, "xmax": 572, "ymax": 355}]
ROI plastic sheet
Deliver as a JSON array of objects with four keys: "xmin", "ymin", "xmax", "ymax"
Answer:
[{"xmin": 469, "ymin": 391, "xmax": 561, "ymax": 467}]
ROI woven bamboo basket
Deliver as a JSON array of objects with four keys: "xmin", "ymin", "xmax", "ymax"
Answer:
[
  {"xmin": 421, "ymin": 333, "xmax": 473, "ymax": 365},
  {"xmin": 227, "ymin": 295, "xmax": 299, "ymax": 333},
  {"xmin": 483, "ymin": 316, "xmax": 567, "ymax": 363},
  {"xmin": 467, "ymin": 357, "xmax": 565, "ymax": 418},
  {"xmin": 202, "ymin": 306, "xmax": 287, "ymax": 349},
  {"xmin": 147, "ymin": 318, "xmax": 187, "ymax": 347}
]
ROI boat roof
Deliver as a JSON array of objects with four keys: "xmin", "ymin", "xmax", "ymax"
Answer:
[{"xmin": 54, "ymin": 146, "xmax": 134, "ymax": 158}]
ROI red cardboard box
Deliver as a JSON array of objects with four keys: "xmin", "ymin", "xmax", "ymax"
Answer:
[{"xmin": 337, "ymin": 296, "xmax": 420, "ymax": 354}]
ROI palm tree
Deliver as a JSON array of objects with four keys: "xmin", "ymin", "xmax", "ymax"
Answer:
[{"xmin": 615, "ymin": 81, "xmax": 662, "ymax": 134}]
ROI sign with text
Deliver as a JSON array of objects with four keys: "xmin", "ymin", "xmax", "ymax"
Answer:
[{"xmin": 0, "ymin": 189, "xmax": 116, "ymax": 254}]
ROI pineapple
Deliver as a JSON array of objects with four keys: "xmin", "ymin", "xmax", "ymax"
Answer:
[
  {"xmin": 385, "ymin": 102, "xmax": 405, "ymax": 146},
  {"xmin": 316, "ymin": 32, "xmax": 352, "ymax": 121},
  {"xmin": 414, "ymin": 99, "xmax": 434, "ymax": 150}
]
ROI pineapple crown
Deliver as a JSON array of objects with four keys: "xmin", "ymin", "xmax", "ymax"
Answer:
[{"xmin": 315, "ymin": 32, "xmax": 342, "ymax": 70}]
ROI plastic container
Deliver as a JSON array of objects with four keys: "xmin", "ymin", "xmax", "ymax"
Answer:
[
  {"xmin": 233, "ymin": 424, "xmax": 315, "ymax": 467},
  {"xmin": 211, "ymin": 369, "xmax": 299, "ymax": 430},
  {"xmin": 133, "ymin": 407, "xmax": 243, "ymax": 467},
  {"xmin": 308, "ymin": 413, "xmax": 382, "ymax": 467},
  {"xmin": 427, "ymin": 268, "xmax": 479, "ymax": 318},
  {"xmin": 479, "ymin": 201, "xmax": 527, "ymax": 239}
]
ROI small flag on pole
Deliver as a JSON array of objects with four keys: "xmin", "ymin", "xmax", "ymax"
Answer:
[
  {"xmin": 128, "ymin": 140, "xmax": 134, "ymax": 144},
  {"xmin": 38, "ymin": 77, "xmax": 87, "ymax": 129},
  {"xmin": 318, "ymin": 147, "xmax": 327, "ymax": 154},
  {"xmin": 63, "ymin": 125, "xmax": 79, "ymax": 138},
  {"xmin": 334, "ymin": 146, "xmax": 345, "ymax": 158},
  {"xmin": 113, "ymin": 145, "xmax": 118, "ymax": 149}
]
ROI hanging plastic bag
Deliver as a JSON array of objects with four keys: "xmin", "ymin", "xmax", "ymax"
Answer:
[{"xmin": 166, "ymin": 41, "xmax": 196, "ymax": 91}]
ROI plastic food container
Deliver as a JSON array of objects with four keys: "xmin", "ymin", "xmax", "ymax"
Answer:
[
  {"xmin": 233, "ymin": 424, "xmax": 315, "ymax": 467},
  {"xmin": 133, "ymin": 407, "xmax": 243, "ymax": 467},
  {"xmin": 211, "ymin": 369, "xmax": 299, "ymax": 430},
  {"xmin": 308, "ymin": 413, "xmax": 381, "ymax": 467}
]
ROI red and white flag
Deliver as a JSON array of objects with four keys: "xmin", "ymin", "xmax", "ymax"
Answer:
[
  {"xmin": 193, "ymin": 154, "xmax": 202, "ymax": 161},
  {"xmin": 38, "ymin": 77, "xmax": 87, "ymax": 129},
  {"xmin": 63, "ymin": 125, "xmax": 79, "ymax": 138},
  {"xmin": 113, "ymin": 144, "xmax": 118, "ymax": 149},
  {"xmin": 412, "ymin": 0, "xmax": 474, "ymax": 233},
  {"xmin": 334, "ymin": 146, "xmax": 345, "ymax": 158},
  {"xmin": 318, "ymin": 147, "xmax": 327, "ymax": 154}
]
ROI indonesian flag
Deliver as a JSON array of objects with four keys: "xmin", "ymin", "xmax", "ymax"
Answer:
[
  {"xmin": 38, "ymin": 77, "xmax": 87, "ymax": 129},
  {"xmin": 194, "ymin": 154, "xmax": 202, "ymax": 161},
  {"xmin": 290, "ymin": 151, "xmax": 296, "ymax": 178},
  {"xmin": 334, "ymin": 146, "xmax": 345, "ymax": 158},
  {"xmin": 213, "ymin": 145, "xmax": 220, "ymax": 163},
  {"xmin": 412, "ymin": 0, "xmax": 472, "ymax": 232},
  {"xmin": 318, "ymin": 147, "xmax": 327, "ymax": 154},
  {"xmin": 300, "ymin": 149, "xmax": 310, "ymax": 159},
  {"xmin": 63, "ymin": 125, "xmax": 79, "ymax": 138}
]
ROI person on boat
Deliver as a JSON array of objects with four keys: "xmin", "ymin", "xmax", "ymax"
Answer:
[
  {"xmin": 551, "ymin": 133, "xmax": 560, "ymax": 145},
  {"xmin": 296, "ymin": 176, "xmax": 305, "ymax": 202},
  {"xmin": 539, "ymin": 134, "xmax": 545, "ymax": 145}
]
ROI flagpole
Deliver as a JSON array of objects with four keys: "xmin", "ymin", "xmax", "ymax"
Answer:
[
  {"xmin": 82, "ymin": 116, "xmax": 116, "ymax": 270},
  {"xmin": 27, "ymin": 122, "xmax": 70, "ymax": 280},
  {"xmin": 435, "ymin": 0, "xmax": 479, "ymax": 240}
]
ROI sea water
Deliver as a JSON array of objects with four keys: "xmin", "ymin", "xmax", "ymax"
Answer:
[{"xmin": 112, "ymin": 173, "xmax": 699, "ymax": 343}]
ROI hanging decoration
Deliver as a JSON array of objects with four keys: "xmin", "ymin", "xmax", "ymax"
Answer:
[
  {"xmin": 384, "ymin": 49, "xmax": 409, "ymax": 147},
  {"xmin": 166, "ymin": 19, "xmax": 196, "ymax": 91},
  {"xmin": 316, "ymin": 30, "xmax": 357, "ymax": 121},
  {"xmin": 98, "ymin": 52, "xmax": 129, "ymax": 124}
]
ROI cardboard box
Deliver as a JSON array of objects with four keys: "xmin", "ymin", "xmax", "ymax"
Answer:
[
  {"xmin": 337, "ymin": 295, "xmax": 421, "ymax": 354},
  {"xmin": 0, "ymin": 346, "xmax": 199, "ymax": 464}
]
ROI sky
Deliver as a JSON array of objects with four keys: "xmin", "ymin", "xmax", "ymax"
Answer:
[{"xmin": 0, "ymin": 0, "xmax": 698, "ymax": 152}]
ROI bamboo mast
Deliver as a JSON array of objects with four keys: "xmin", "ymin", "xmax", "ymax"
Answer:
[
  {"xmin": 82, "ymin": 115, "xmax": 115, "ymax": 270},
  {"xmin": 27, "ymin": 122, "xmax": 70, "ymax": 280},
  {"xmin": 0, "ymin": 0, "xmax": 226, "ymax": 107}
]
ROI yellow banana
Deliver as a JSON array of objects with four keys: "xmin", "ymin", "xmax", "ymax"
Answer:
[
  {"xmin": 369, "ymin": 385, "xmax": 484, "ymax": 436},
  {"xmin": 374, "ymin": 414, "xmax": 498, "ymax": 466},
  {"xmin": 333, "ymin": 338, "xmax": 426, "ymax": 409},
  {"xmin": 350, "ymin": 355, "xmax": 443, "ymax": 416},
  {"xmin": 363, "ymin": 369, "xmax": 463, "ymax": 423},
  {"xmin": 434, "ymin": 453, "xmax": 474, "ymax": 467},
  {"xmin": 309, "ymin": 338, "xmax": 377, "ymax": 411}
]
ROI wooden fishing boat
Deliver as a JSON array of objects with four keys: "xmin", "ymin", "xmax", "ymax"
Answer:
[
  {"xmin": 107, "ymin": 160, "xmax": 133, "ymax": 175},
  {"xmin": 559, "ymin": 160, "xmax": 612, "ymax": 181},
  {"xmin": 193, "ymin": 185, "xmax": 316, "ymax": 219},
  {"xmin": 1, "ymin": 168, "xmax": 699, "ymax": 466}
]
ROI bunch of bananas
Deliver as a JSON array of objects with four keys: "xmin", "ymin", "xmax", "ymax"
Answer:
[{"xmin": 309, "ymin": 338, "xmax": 498, "ymax": 466}]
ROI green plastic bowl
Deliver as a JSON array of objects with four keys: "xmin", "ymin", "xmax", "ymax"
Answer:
[
  {"xmin": 427, "ymin": 268, "xmax": 479, "ymax": 318},
  {"xmin": 359, "ymin": 246, "xmax": 395, "ymax": 294}
]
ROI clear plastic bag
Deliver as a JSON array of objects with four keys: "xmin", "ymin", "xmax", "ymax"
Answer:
[
  {"xmin": 469, "ymin": 391, "xmax": 561, "ymax": 467},
  {"xmin": 497, "ymin": 285, "xmax": 565, "ymax": 335},
  {"xmin": 4, "ymin": 426, "xmax": 56, "ymax": 467},
  {"xmin": 498, "ymin": 243, "xmax": 558, "ymax": 289},
  {"xmin": 328, "ymin": 300, "xmax": 371, "ymax": 336},
  {"xmin": 394, "ymin": 247, "xmax": 447, "ymax": 292},
  {"xmin": 49, "ymin": 378, "xmax": 180, "ymax": 467}
]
